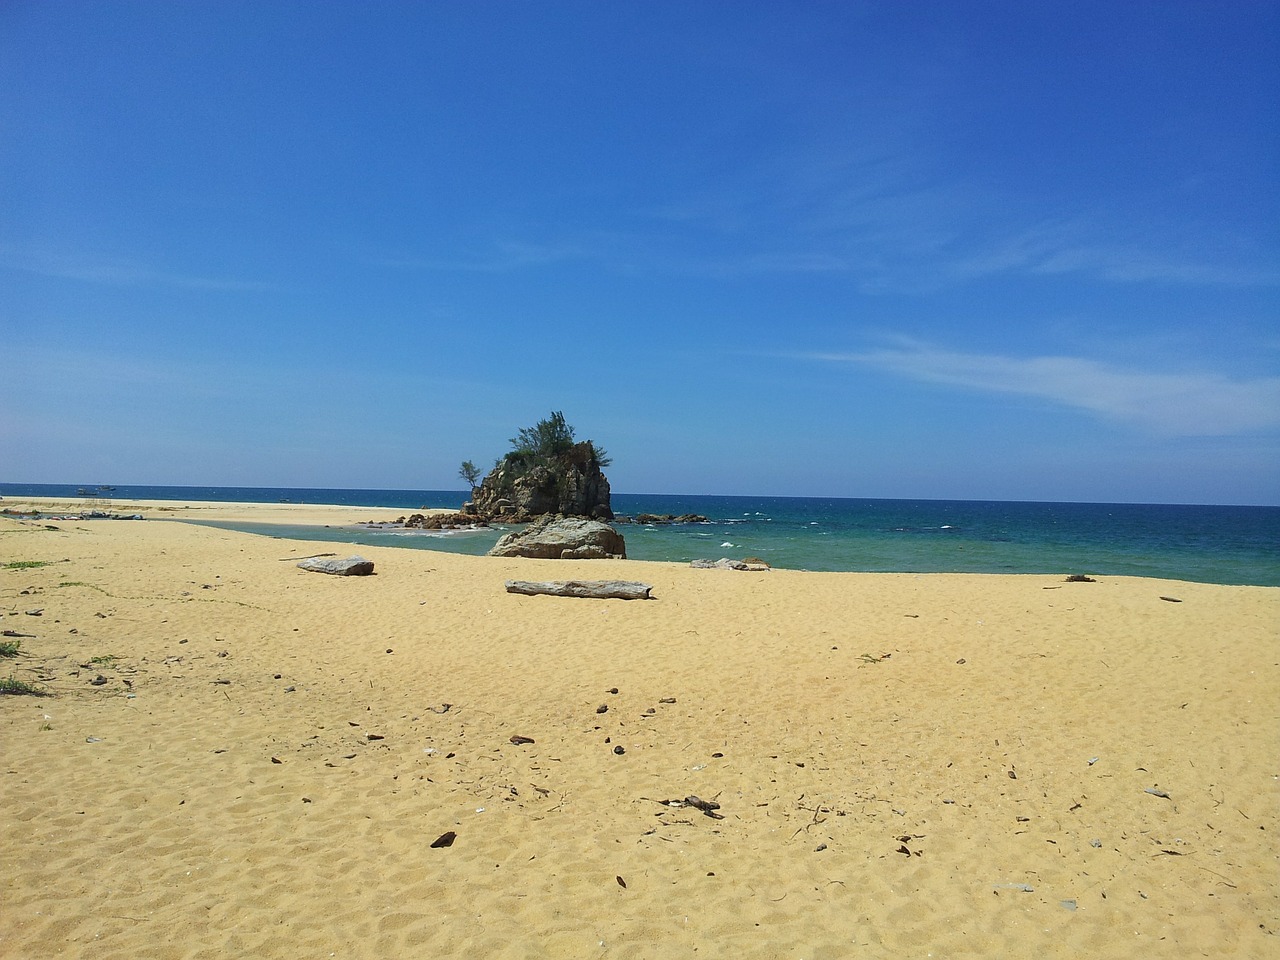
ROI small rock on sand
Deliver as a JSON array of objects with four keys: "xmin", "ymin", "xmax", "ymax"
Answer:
[{"xmin": 297, "ymin": 556, "xmax": 375, "ymax": 576}]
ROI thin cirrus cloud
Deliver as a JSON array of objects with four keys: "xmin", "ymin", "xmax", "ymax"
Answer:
[
  {"xmin": 1028, "ymin": 247, "xmax": 1280, "ymax": 287},
  {"xmin": 0, "ymin": 244, "xmax": 277, "ymax": 292},
  {"xmin": 810, "ymin": 344, "xmax": 1280, "ymax": 437},
  {"xmin": 367, "ymin": 239, "xmax": 589, "ymax": 274},
  {"xmin": 943, "ymin": 220, "xmax": 1280, "ymax": 289}
]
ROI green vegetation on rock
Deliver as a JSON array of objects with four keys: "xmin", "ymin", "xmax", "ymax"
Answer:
[{"xmin": 462, "ymin": 411, "xmax": 614, "ymax": 521}]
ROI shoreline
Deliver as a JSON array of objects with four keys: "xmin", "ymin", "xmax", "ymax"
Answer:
[
  {"xmin": 5, "ymin": 494, "xmax": 1277, "ymax": 586},
  {"xmin": 6, "ymin": 494, "xmax": 1276, "ymax": 586}
]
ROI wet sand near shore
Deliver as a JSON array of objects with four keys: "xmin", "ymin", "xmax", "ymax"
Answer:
[{"xmin": 1, "ymin": 509, "xmax": 1276, "ymax": 958}]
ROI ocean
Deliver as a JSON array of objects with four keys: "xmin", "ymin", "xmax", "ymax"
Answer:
[{"xmin": 3, "ymin": 483, "xmax": 1278, "ymax": 587}]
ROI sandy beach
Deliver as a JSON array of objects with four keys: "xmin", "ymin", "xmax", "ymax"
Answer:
[{"xmin": 1, "ymin": 506, "xmax": 1276, "ymax": 958}]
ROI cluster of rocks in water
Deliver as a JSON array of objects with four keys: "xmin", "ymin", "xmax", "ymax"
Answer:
[
  {"xmin": 359, "ymin": 513, "xmax": 489, "ymax": 531},
  {"xmin": 367, "ymin": 511, "xmax": 770, "ymax": 567},
  {"xmin": 368, "ymin": 511, "xmax": 723, "ymax": 563},
  {"xmin": 614, "ymin": 513, "xmax": 710, "ymax": 525},
  {"xmin": 371, "ymin": 511, "xmax": 710, "ymax": 532},
  {"xmin": 404, "ymin": 512, "xmax": 487, "ymax": 531},
  {"xmin": 365, "ymin": 420, "xmax": 714, "ymax": 559},
  {"xmin": 366, "ymin": 449, "xmax": 713, "ymax": 559},
  {"xmin": 463, "ymin": 440, "xmax": 614, "ymax": 523}
]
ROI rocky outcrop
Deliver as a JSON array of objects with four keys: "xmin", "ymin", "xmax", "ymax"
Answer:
[
  {"xmin": 466, "ymin": 441, "xmax": 612, "ymax": 521},
  {"xmin": 488, "ymin": 515, "xmax": 626, "ymax": 560},
  {"xmin": 404, "ymin": 512, "xmax": 489, "ymax": 531},
  {"xmin": 615, "ymin": 513, "xmax": 710, "ymax": 525}
]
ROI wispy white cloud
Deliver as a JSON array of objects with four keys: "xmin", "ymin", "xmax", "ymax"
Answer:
[
  {"xmin": 946, "ymin": 221, "xmax": 1280, "ymax": 288},
  {"xmin": 633, "ymin": 131, "xmax": 1279, "ymax": 290},
  {"xmin": 1030, "ymin": 247, "xmax": 1280, "ymax": 287},
  {"xmin": 809, "ymin": 343, "xmax": 1280, "ymax": 436},
  {"xmin": 0, "ymin": 244, "xmax": 278, "ymax": 292},
  {"xmin": 368, "ymin": 239, "xmax": 587, "ymax": 273}
]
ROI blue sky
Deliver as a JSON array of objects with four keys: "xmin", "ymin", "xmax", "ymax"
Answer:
[{"xmin": 3, "ymin": 1, "xmax": 1277, "ymax": 504}]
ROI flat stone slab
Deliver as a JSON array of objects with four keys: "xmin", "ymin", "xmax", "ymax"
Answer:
[
  {"xmin": 505, "ymin": 579, "xmax": 654, "ymax": 600},
  {"xmin": 297, "ymin": 555, "xmax": 375, "ymax": 576}
]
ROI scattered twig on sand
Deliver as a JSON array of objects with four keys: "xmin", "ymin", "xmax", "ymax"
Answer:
[
  {"xmin": 640, "ymin": 795, "xmax": 725, "ymax": 819},
  {"xmin": 792, "ymin": 802, "xmax": 827, "ymax": 839}
]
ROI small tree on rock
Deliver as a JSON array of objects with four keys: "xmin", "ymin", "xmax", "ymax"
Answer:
[
  {"xmin": 469, "ymin": 411, "xmax": 613, "ymax": 520},
  {"xmin": 459, "ymin": 460, "xmax": 482, "ymax": 494},
  {"xmin": 505, "ymin": 411, "xmax": 610, "ymax": 470}
]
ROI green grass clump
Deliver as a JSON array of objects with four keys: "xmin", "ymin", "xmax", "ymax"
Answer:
[
  {"xmin": 0, "ymin": 639, "xmax": 20, "ymax": 657},
  {"xmin": 3, "ymin": 560, "xmax": 54, "ymax": 570},
  {"xmin": 0, "ymin": 676, "xmax": 46, "ymax": 696}
]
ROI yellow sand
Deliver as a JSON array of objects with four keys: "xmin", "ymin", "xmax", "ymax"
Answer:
[{"xmin": 1, "ymin": 509, "xmax": 1276, "ymax": 959}]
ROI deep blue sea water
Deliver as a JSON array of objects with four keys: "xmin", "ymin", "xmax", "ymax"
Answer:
[{"xmin": 3, "ymin": 483, "xmax": 1278, "ymax": 587}]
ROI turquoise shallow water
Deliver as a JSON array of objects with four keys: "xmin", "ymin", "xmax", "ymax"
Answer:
[{"xmin": 4, "ymin": 484, "xmax": 1278, "ymax": 586}]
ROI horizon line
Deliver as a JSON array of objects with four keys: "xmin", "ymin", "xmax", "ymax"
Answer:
[{"xmin": 2, "ymin": 481, "xmax": 1276, "ymax": 511}]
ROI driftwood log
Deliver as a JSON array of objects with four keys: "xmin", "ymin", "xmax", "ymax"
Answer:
[{"xmin": 504, "ymin": 579, "xmax": 654, "ymax": 600}]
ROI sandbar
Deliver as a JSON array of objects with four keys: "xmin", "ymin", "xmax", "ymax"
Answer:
[{"xmin": 0, "ymin": 495, "xmax": 445, "ymax": 527}]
